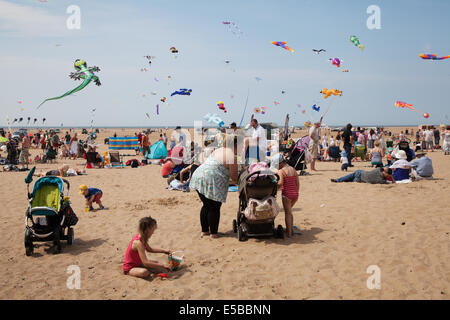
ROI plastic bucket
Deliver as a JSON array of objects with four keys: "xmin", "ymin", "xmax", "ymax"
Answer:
[{"xmin": 168, "ymin": 251, "xmax": 184, "ymax": 271}]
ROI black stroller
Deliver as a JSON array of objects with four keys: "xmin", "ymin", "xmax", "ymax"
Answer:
[
  {"xmin": 233, "ymin": 169, "xmax": 283, "ymax": 241},
  {"xmin": 24, "ymin": 168, "xmax": 78, "ymax": 255},
  {"xmin": 285, "ymin": 135, "xmax": 310, "ymax": 175},
  {"xmin": 394, "ymin": 139, "xmax": 414, "ymax": 161}
]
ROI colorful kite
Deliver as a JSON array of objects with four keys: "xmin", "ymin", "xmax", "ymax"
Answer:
[
  {"xmin": 423, "ymin": 113, "xmax": 430, "ymax": 119},
  {"xmin": 320, "ymin": 88, "xmax": 342, "ymax": 99},
  {"xmin": 144, "ymin": 55, "xmax": 155, "ymax": 65},
  {"xmin": 37, "ymin": 59, "xmax": 101, "ymax": 109},
  {"xmin": 160, "ymin": 97, "xmax": 166, "ymax": 103},
  {"xmin": 170, "ymin": 47, "xmax": 179, "ymax": 58},
  {"xmin": 312, "ymin": 104, "xmax": 320, "ymax": 112},
  {"xmin": 342, "ymin": 69, "xmax": 349, "ymax": 73},
  {"xmin": 274, "ymin": 101, "xmax": 280, "ymax": 105},
  {"xmin": 419, "ymin": 54, "xmax": 450, "ymax": 60},
  {"xmin": 271, "ymin": 41, "xmax": 294, "ymax": 53},
  {"xmin": 255, "ymin": 77, "xmax": 262, "ymax": 82},
  {"xmin": 329, "ymin": 58, "xmax": 341, "ymax": 68},
  {"xmin": 217, "ymin": 101, "xmax": 227, "ymax": 113},
  {"xmin": 395, "ymin": 101, "xmax": 416, "ymax": 110},
  {"xmin": 171, "ymin": 89, "xmax": 192, "ymax": 96},
  {"xmin": 156, "ymin": 104, "xmax": 159, "ymax": 115},
  {"xmin": 254, "ymin": 107, "xmax": 266, "ymax": 115},
  {"xmin": 350, "ymin": 35, "xmax": 364, "ymax": 51}
]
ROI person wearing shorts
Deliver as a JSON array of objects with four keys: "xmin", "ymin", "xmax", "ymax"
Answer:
[{"xmin": 79, "ymin": 184, "xmax": 104, "ymax": 211}]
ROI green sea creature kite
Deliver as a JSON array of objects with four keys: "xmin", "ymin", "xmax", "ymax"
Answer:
[{"xmin": 37, "ymin": 59, "xmax": 101, "ymax": 108}]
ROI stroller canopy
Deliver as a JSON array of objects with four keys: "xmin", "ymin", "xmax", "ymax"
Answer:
[
  {"xmin": 147, "ymin": 140, "xmax": 168, "ymax": 159},
  {"xmin": 31, "ymin": 177, "xmax": 66, "ymax": 215}
]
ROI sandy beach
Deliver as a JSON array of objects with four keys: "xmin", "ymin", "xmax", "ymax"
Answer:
[{"xmin": 0, "ymin": 126, "xmax": 448, "ymax": 300}]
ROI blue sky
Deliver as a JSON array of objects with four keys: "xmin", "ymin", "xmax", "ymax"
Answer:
[{"xmin": 1, "ymin": 0, "xmax": 449, "ymax": 127}]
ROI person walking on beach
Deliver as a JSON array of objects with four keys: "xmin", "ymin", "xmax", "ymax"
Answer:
[
  {"xmin": 342, "ymin": 123, "xmax": 353, "ymax": 167},
  {"xmin": 424, "ymin": 128, "xmax": 434, "ymax": 152},
  {"xmin": 308, "ymin": 118, "xmax": 322, "ymax": 171},
  {"xmin": 69, "ymin": 133, "xmax": 79, "ymax": 160},
  {"xmin": 142, "ymin": 132, "xmax": 151, "ymax": 157},
  {"xmin": 122, "ymin": 216, "xmax": 172, "ymax": 278},
  {"xmin": 19, "ymin": 133, "xmax": 30, "ymax": 169},
  {"xmin": 190, "ymin": 136, "xmax": 238, "ymax": 239}
]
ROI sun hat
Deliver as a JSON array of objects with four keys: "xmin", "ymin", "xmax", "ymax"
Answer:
[
  {"xmin": 415, "ymin": 151, "xmax": 427, "ymax": 157},
  {"xmin": 270, "ymin": 153, "xmax": 285, "ymax": 170},
  {"xmin": 79, "ymin": 184, "xmax": 88, "ymax": 194},
  {"xmin": 394, "ymin": 150, "xmax": 407, "ymax": 160}
]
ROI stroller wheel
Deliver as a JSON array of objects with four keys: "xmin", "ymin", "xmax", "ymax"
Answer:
[
  {"xmin": 67, "ymin": 228, "xmax": 74, "ymax": 246},
  {"xmin": 276, "ymin": 225, "xmax": 285, "ymax": 239},
  {"xmin": 238, "ymin": 226, "xmax": 247, "ymax": 242},
  {"xmin": 25, "ymin": 229, "xmax": 33, "ymax": 256},
  {"xmin": 232, "ymin": 220, "xmax": 237, "ymax": 233}
]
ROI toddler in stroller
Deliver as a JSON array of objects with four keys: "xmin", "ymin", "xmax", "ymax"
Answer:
[
  {"xmin": 24, "ymin": 168, "xmax": 78, "ymax": 255},
  {"xmin": 232, "ymin": 164, "xmax": 283, "ymax": 241}
]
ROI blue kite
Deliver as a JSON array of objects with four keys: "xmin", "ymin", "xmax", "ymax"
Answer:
[
  {"xmin": 312, "ymin": 104, "xmax": 320, "ymax": 112},
  {"xmin": 171, "ymin": 88, "xmax": 192, "ymax": 96}
]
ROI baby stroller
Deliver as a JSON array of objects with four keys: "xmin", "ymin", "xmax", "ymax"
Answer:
[
  {"xmin": 285, "ymin": 135, "xmax": 310, "ymax": 175},
  {"xmin": 24, "ymin": 168, "xmax": 78, "ymax": 256},
  {"xmin": 233, "ymin": 168, "xmax": 283, "ymax": 241}
]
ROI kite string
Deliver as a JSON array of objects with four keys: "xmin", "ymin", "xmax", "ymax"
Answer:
[
  {"xmin": 322, "ymin": 95, "xmax": 336, "ymax": 119},
  {"xmin": 239, "ymin": 88, "xmax": 250, "ymax": 127}
]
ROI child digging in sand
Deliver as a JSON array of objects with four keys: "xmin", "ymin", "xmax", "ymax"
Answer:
[
  {"xmin": 271, "ymin": 153, "xmax": 299, "ymax": 238},
  {"xmin": 123, "ymin": 216, "xmax": 172, "ymax": 278},
  {"xmin": 79, "ymin": 184, "xmax": 104, "ymax": 212}
]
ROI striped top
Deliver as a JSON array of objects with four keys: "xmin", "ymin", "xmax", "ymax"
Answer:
[{"xmin": 280, "ymin": 167, "xmax": 298, "ymax": 199}]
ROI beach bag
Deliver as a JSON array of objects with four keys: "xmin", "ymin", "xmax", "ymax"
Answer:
[
  {"xmin": 130, "ymin": 159, "xmax": 140, "ymax": 168},
  {"xmin": 62, "ymin": 205, "xmax": 79, "ymax": 227},
  {"xmin": 244, "ymin": 196, "xmax": 280, "ymax": 221}
]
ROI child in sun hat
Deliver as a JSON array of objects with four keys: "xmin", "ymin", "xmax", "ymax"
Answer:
[{"xmin": 79, "ymin": 184, "xmax": 104, "ymax": 212}]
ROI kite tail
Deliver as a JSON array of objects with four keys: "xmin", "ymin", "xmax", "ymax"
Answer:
[
  {"xmin": 37, "ymin": 77, "xmax": 93, "ymax": 109},
  {"xmin": 440, "ymin": 56, "xmax": 450, "ymax": 60},
  {"xmin": 359, "ymin": 45, "xmax": 365, "ymax": 51}
]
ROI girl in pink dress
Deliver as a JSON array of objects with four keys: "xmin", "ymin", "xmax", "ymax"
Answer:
[{"xmin": 123, "ymin": 216, "xmax": 172, "ymax": 278}]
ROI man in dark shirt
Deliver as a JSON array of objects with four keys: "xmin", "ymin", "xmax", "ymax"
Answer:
[{"xmin": 342, "ymin": 123, "xmax": 353, "ymax": 167}]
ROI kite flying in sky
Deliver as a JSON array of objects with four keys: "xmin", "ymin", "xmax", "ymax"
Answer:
[
  {"xmin": 312, "ymin": 104, "xmax": 320, "ymax": 112},
  {"xmin": 171, "ymin": 89, "xmax": 192, "ymax": 96},
  {"xmin": 217, "ymin": 101, "xmax": 227, "ymax": 113},
  {"xmin": 271, "ymin": 41, "xmax": 294, "ymax": 53},
  {"xmin": 419, "ymin": 54, "xmax": 450, "ymax": 60},
  {"xmin": 350, "ymin": 35, "xmax": 364, "ymax": 51},
  {"xmin": 395, "ymin": 101, "xmax": 416, "ymax": 110},
  {"xmin": 320, "ymin": 88, "xmax": 343, "ymax": 99},
  {"xmin": 37, "ymin": 59, "xmax": 101, "ymax": 109},
  {"xmin": 313, "ymin": 49, "xmax": 326, "ymax": 54},
  {"xmin": 329, "ymin": 58, "xmax": 341, "ymax": 68}
]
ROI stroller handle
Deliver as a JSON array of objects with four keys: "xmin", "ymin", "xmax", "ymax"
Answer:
[
  {"xmin": 246, "ymin": 170, "xmax": 280, "ymax": 183},
  {"xmin": 62, "ymin": 179, "xmax": 70, "ymax": 195}
]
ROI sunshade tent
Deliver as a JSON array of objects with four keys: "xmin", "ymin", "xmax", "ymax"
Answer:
[{"xmin": 147, "ymin": 140, "xmax": 168, "ymax": 159}]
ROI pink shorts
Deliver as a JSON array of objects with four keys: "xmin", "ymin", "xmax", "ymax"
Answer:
[{"xmin": 93, "ymin": 193, "xmax": 102, "ymax": 204}]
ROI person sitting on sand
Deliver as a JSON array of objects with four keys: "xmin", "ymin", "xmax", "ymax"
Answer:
[
  {"xmin": 409, "ymin": 151, "xmax": 434, "ymax": 180},
  {"xmin": 390, "ymin": 150, "xmax": 411, "ymax": 182},
  {"xmin": 79, "ymin": 184, "xmax": 104, "ymax": 211},
  {"xmin": 331, "ymin": 167, "xmax": 395, "ymax": 184},
  {"xmin": 369, "ymin": 141, "xmax": 384, "ymax": 168},
  {"xmin": 122, "ymin": 216, "xmax": 172, "ymax": 278}
]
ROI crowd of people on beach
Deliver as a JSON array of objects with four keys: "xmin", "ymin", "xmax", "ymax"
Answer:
[{"xmin": 1, "ymin": 122, "xmax": 449, "ymax": 279}]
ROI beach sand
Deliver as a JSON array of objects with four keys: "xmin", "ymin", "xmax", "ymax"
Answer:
[{"xmin": 0, "ymin": 127, "xmax": 449, "ymax": 300}]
